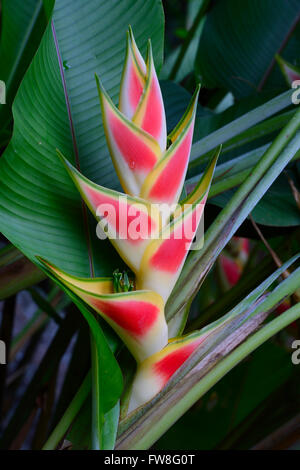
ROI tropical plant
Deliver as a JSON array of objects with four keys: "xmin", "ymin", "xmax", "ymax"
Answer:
[{"xmin": 0, "ymin": 0, "xmax": 300, "ymax": 451}]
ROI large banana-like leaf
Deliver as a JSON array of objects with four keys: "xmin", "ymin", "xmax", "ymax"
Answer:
[
  {"xmin": 0, "ymin": 0, "xmax": 48, "ymax": 131},
  {"xmin": 0, "ymin": 0, "xmax": 164, "ymax": 277}
]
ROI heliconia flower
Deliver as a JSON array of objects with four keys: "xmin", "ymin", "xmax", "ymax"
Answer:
[
  {"xmin": 58, "ymin": 146, "xmax": 219, "ymax": 298},
  {"xmin": 276, "ymin": 54, "xmax": 300, "ymax": 85},
  {"xmin": 49, "ymin": 29, "xmax": 220, "ymax": 414},
  {"xmin": 127, "ymin": 329, "xmax": 211, "ymax": 413},
  {"xmin": 96, "ymin": 29, "xmax": 199, "ymax": 205},
  {"xmin": 38, "ymin": 258, "xmax": 168, "ymax": 363}
]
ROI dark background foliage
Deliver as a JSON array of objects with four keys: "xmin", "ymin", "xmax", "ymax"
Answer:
[{"xmin": 0, "ymin": 0, "xmax": 299, "ymax": 450}]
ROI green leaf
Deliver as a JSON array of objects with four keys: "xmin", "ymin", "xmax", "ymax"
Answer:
[
  {"xmin": 211, "ymin": 173, "xmax": 300, "ymax": 227},
  {"xmin": 189, "ymin": 89, "xmax": 295, "ymax": 166},
  {"xmin": 43, "ymin": 0, "xmax": 55, "ymax": 19},
  {"xmin": 160, "ymin": 0, "xmax": 207, "ymax": 82},
  {"xmin": 195, "ymin": 0, "xmax": 300, "ymax": 97},
  {"xmin": 90, "ymin": 335, "xmax": 120, "ymax": 450},
  {"xmin": 101, "ymin": 402, "xmax": 120, "ymax": 450},
  {"xmin": 0, "ymin": 0, "xmax": 48, "ymax": 129},
  {"xmin": 0, "ymin": 0, "xmax": 164, "ymax": 278},
  {"xmin": 190, "ymin": 107, "xmax": 296, "ymax": 170},
  {"xmin": 162, "ymin": 84, "xmax": 300, "ymax": 227},
  {"xmin": 38, "ymin": 251, "xmax": 123, "ymax": 449},
  {"xmin": 214, "ymin": 254, "xmax": 300, "ymax": 323},
  {"xmin": 43, "ymin": 266, "xmax": 123, "ymax": 414},
  {"xmin": 181, "ymin": 253, "xmax": 300, "ymax": 341},
  {"xmin": 246, "ymin": 264, "xmax": 300, "ymax": 319},
  {"xmin": 43, "ymin": 372, "xmax": 92, "ymax": 450},
  {"xmin": 45, "ymin": 387, "xmax": 119, "ymax": 450},
  {"xmin": 158, "ymin": 300, "xmax": 300, "ymax": 450},
  {"xmin": 0, "ymin": 244, "xmax": 46, "ymax": 300},
  {"xmin": 188, "ymin": 233, "xmax": 300, "ymax": 331},
  {"xmin": 251, "ymin": 172, "xmax": 300, "ymax": 226},
  {"xmin": 188, "ymin": 119, "xmax": 300, "ymax": 228}
]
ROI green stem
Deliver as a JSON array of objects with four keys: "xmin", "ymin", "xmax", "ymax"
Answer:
[
  {"xmin": 127, "ymin": 302, "xmax": 300, "ymax": 449},
  {"xmin": 190, "ymin": 109, "xmax": 296, "ymax": 170},
  {"xmin": 90, "ymin": 333, "xmax": 103, "ymax": 450},
  {"xmin": 187, "ymin": 230, "xmax": 300, "ymax": 331},
  {"xmin": 42, "ymin": 372, "xmax": 91, "ymax": 450},
  {"xmin": 209, "ymin": 149, "xmax": 299, "ymax": 198},
  {"xmin": 188, "ymin": 144, "xmax": 300, "ymax": 200},
  {"xmin": 191, "ymin": 147, "xmax": 300, "ymax": 200},
  {"xmin": 205, "ymin": 121, "xmax": 300, "ymax": 253},
  {"xmin": 221, "ymin": 109, "xmax": 296, "ymax": 156},
  {"xmin": 169, "ymin": 0, "xmax": 210, "ymax": 81},
  {"xmin": 167, "ymin": 108, "xmax": 300, "ymax": 322}
]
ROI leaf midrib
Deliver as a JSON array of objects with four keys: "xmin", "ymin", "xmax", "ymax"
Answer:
[{"xmin": 51, "ymin": 19, "xmax": 95, "ymax": 277}]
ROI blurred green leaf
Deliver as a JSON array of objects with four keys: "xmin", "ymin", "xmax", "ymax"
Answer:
[
  {"xmin": 0, "ymin": 245, "xmax": 46, "ymax": 300},
  {"xmin": 0, "ymin": 0, "xmax": 48, "ymax": 130},
  {"xmin": 195, "ymin": 0, "xmax": 300, "ymax": 97},
  {"xmin": 0, "ymin": 309, "xmax": 80, "ymax": 449},
  {"xmin": 43, "ymin": 372, "xmax": 92, "ymax": 450},
  {"xmin": 90, "ymin": 333, "xmax": 120, "ymax": 449},
  {"xmin": 211, "ymin": 172, "xmax": 300, "ymax": 227},
  {"xmin": 160, "ymin": 0, "xmax": 207, "ymax": 82},
  {"xmin": 161, "ymin": 80, "xmax": 213, "ymax": 134}
]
